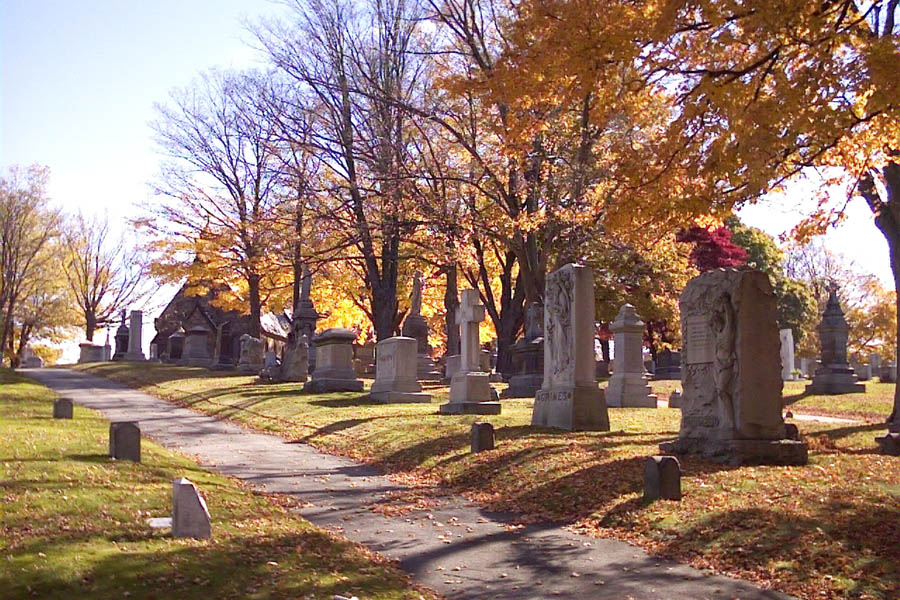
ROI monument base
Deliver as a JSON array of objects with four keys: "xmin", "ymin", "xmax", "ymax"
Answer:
[
  {"xmin": 659, "ymin": 437, "xmax": 808, "ymax": 466},
  {"xmin": 416, "ymin": 354, "xmax": 443, "ymax": 381},
  {"xmin": 123, "ymin": 352, "xmax": 146, "ymax": 362},
  {"xmin": 303, "ymin": 378, "xmax": 365, "ymax": 393},
  {"xmin": 606, "ymin": 373, "xmax": 657, "ymax": 408},
  {"xmin": 499, "ymin": 373, "xmax": 542, "ymax": 398},
  {"xmin": 370, "ymin": 390, "xmax": 432, "ymax": 403},
  {"xmin": 531, "ymin": 385, "xmax": 610, "ymax": 431},
  {"xmin": 181, "ymin": 357, "xmax": 214, "ymax": 368},
  {"xmin": 806, "ymin": 365, "xmax": 866, "ymax": 394},
  {"xmin": 439, "ymin": 400, "xmax": 501, "ymax": 415},
  {"xmin": 236, "ymin": 363, "xmax": 263, "ymax": 375}
]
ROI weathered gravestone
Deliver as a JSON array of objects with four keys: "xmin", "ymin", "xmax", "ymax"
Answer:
[
  {"xmin": 53, "ymin": 398, "xmax": 73, "ymax": 419},
  {"xmin": 659, "ymin": 268, "xmax": 808, "ymax": 465},
  {"xmin": 653, "ymin": 350, "xmax": 682, "ymax": 380},
  {"xmin": 668, "ymin": 389, "xmax": 682, "ymax": 409},
  {"xmin": 303, "ymin": 328, "xmax": 364, "ymax": 393},
  {"xmin": 368, "ymin": 337, "xmax": 431, "ymax": 403},
  {"xmin": 172, "ymin": 477, "xmax": 212, "ymax": 539},
  {"xmin": 279, "ymin": 332, "xmax": 310, "ymax": 383},
  {"xmin": 806, "ymin": 290, "xmax": 866, "ymax": 394},
  {"xmin": 78, "ymin": 342, "xmax": 105, "ymax": 363},
  {"xmin": 443, "ymin": 354, "xmax": 461, "ymax": 381},
  {"xmin": 401, "ymin": 272, "xmax": 442, "ymax": 381},
  {"xmin": 880, "ymin": 361, "xmax": 897, "ymax": 383},
  {"xmin": 109, "ymin": 421, "xmax": 141, "ymax": 462},
  {"xmin": 440, "ymin": 289, "xmax": 500, "ymax": 414},
  {"xmin": 869, "ymin": 352, "xmax": 883, "ymax": 374},
  {"xmin": 780, "ymin": 328, "xmax": 796, "ymax": 381},
  {"xmin": 644, "ymin": 456, "xmax": 682, "ymax": 501},
  {"xmin": 112, "ymin": 311, "xmax": 129, "ymax": 361},
  {"xmin": 181, "ymin": 324, "xmax": 213, "ymax": 367},
  {"xmin": 236, "ymin": 334, "xmax": 265, "ymax": 374},
  {"xmin": 501, "ymin": 302, "xmax": 544, "ymax": 398},
  {"xmin": 124, "ymin": 310, "xmax": 146, "ymax": 361},
  {"xmin": 531, "ymin": 264, "xmax": 609, "ymax": 431},
  {"xmin": 606, "ymin": 304, "xmax": 657, "ymax": 408},
  {"xmin": 471, "ymin": 422, "xmax": 495, "ymax": 453}
]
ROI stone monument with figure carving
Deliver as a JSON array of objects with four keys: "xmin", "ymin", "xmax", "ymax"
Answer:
[
  {"xmin": 401, "ymin": 272, "xmax": 442, "ymax": 381},
  {"xmin": 660, "ymin": 268, "xmax": 807, "ymax": 465},
  {"xmin": 530, "ymin": 264, "xmax": 609, "ymax": 430}
]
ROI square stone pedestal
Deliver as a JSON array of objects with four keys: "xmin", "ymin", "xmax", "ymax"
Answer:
[
  {"xmin": 659, "ymin": 437, "xmax": 808, "ymax": 466},
  {"xmin": 531, "ymin": 385, "xmax": 609, "ymax": 431},
  {"xmin": 606, "ymin": 372, "xmax": 657, "ymax": 408},
  {"xmin": 440, "ymin": 372, "xmax": 500, "ymax": 414}
]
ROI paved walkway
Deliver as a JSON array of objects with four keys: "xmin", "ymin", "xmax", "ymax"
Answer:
[{"xmin": 25, "ymin": 368, "xmax": 792, "ymax": 600}]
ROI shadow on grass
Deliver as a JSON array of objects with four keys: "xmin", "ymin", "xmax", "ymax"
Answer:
[
  {"xmin": 783, "ymin": 390, "xmax": 813, "ymax": 406},
  {"xmin": 647, "ymin": 500, "xmax": 900, "ymax": 598},
  {"xmin": 1, "ymin": 528, "xmax": 425, "ymax": 600}
]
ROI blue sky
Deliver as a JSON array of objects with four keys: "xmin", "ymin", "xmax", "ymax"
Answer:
[{"xmin": 0, "ymin": 0, "xmax": 893, "ymax": 314}]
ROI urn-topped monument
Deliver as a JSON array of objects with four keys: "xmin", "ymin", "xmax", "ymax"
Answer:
[
  {"xmin": 660, "ymin": 268, "xmax": 807, "ymax": 465},
  {"xmin": 806, "ymin": 289, "xmax": 866, "ymax": 394}
]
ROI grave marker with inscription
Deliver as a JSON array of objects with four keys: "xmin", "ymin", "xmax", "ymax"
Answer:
[
  {"xmin": 660, "ymin": 268, "xmax": 807, "ymax": 465},
  {"xmin": 531, "ymin": 264, "xmax": 609, "ymax": 430}
]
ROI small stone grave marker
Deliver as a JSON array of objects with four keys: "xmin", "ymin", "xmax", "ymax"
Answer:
[
  {"xmin": 471, "ymin": 422, "xmax": 495, "ymax": 453},
  {"xmin": 172, "ymin": 477, "xmax": 212, "ymax": 539},
  {"xmin": 644, "ymin": 456, "xmax": 682, "ymax": 501},
  {"xmin": 109, "ymin": 421, "xmax": 141, "ymax": 462},
  {"xmin": 53, "ymin": 398, "xmax": 73, "ymax": 419}
]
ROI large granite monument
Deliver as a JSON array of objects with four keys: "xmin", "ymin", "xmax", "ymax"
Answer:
[
  {"xmin": 659, "ymin": 268, "xmax": 807, "ymax": 465},
  {"xmin": 606, "ymin": 304, "xmax": 657, "ymax": 408},
  {"xmin": 303, "ymin": 328, "xmax": 364, "ymax": 393},
  {"xmin": 294, "ymin": 268, "xmax": 320, "ymax": 373},
  {"xmin": 368, "ymin": 337, "xmax": 431, "ymax": 403},
  {"xmin": 181, "ymin": 323, "xmax": 213, "ymax": 367},
  {"xmin": 806, "ymin": 289, "xmax": 866, "ymax": 394},
  {"xmin": 440, "ymin": 289, "xmax": 500, "ymax": 414},
  {"xmin": 500, "ymin": 302, "xmax": 544, "ymax": 398},
  {"xmin": 531, "ymin": 264, "xmax": 609, "ymax": 430},
  {"xmin": 401, "ymin": 272, "xmax": 442, "ymax": 381},
  {"xmin": 112, "ymin": 311, "xmax": 129, "ymax": 361}
]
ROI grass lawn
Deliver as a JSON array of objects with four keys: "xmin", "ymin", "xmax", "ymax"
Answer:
[
  {"xmin": 782, "ymin": 379, "xmax": 896, "ymax": 422},
  {"xmin": 0, "ymin": 368, "xmax": 436, "ymax": 600},
  {"xmin": 75, "ymin": 362, "xmax": 900, "ymax": 600}
]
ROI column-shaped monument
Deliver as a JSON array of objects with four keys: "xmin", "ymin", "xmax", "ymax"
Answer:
[
  {"xmin": 401, "ymin": 272, "xmax": 442, "ymax": 381},
  {"xmin": 660, "ymin": 268, "xmax": 807, "ymax": 465},
  {"xmin": 124, "ymin": 310, "xmax": 146, "ymax": 361},
  {"xmin": 440, "ymin": 289, "xmax": 500, "ymax": 414},
  {"xmin": 806, "ymin": 289, "xmax": 865, "ymax": 394},
  {"xmin": 780, "ymin": 329, "xmax": 796, "ymax": 381},
  {"xmin": 531, "ymin": 264, "xmax": 609, "ymax": 430},
  {"xmin": 606, "ymin": 304, "xmax": 657, "ymax": 408}
]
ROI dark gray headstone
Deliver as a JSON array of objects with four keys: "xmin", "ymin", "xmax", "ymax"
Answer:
[
  {"xmin": 644, "ymin": 455, "xmax": 681, "ymax": 501},
  {"xmin": 876, "ymin": 432, "xmax": 900, "ymax": 456},
  {"xmin": 53, "ymin": 398, "xmax": 73, "ymax": 419},
  {"xmin": 109, "ymin": 421, "xmax": 141, "ymax": 462},
  {"xmin": 471, "ymin": 422, "xmax": 495, "ymax": 453},
  {"xmin": 784, "ymin": 423, "xmax": 800, "ymax": 441}
]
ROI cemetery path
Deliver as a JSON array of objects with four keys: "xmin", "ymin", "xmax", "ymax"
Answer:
[{"xmin": 27, "ymin": 368, "xmax": 795, "ymax": 600}]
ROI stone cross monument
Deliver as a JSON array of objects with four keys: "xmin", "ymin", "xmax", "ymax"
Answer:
[
  {"xmin": 530, "ymin": 264, "xmax": 609, "ymax": 430},
  {"xmin": 606, "ymin": 304, "xmax": 656, "ymax": 408},
  {"xmin": 440, "ymin": 289, "xmax": 500, "ymax": 414}
]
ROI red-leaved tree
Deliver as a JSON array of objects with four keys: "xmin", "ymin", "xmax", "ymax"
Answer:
[{"xmin": 676, "ymin": 226, "xmax": 748, "ymax": 272}]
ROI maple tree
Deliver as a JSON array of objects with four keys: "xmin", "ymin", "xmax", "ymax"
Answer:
[
  {"xmin": 676, "ymin": 225, "xmax": 748, "ymax": 271},
  {"xmin": 63, "ymin": 214, "xmax": 150, "ymax": 342},
  {"xmin": 149, "ymin": 69, "xmax": 288, "ymax": 338}
]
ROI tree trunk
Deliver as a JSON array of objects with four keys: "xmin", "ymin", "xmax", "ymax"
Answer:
[
  {"xmin": 248, "ymin": 273, "xmax": 262, "ymax": 338},
  {"xmin": 443, "ymin": 262, "xmax": 460, "ymax": 356},
  {"xmin": 371, "ymin": 283, "xmax": 398, "ymax": 341},
  {"xmin": 85, "ymin": 310, "xmax": 97, "ymax": 342}
]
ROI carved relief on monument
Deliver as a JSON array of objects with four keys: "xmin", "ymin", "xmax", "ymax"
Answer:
[{"xmin": 544, "ymin": 267, "xmax": 574, "ymax": 382}]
